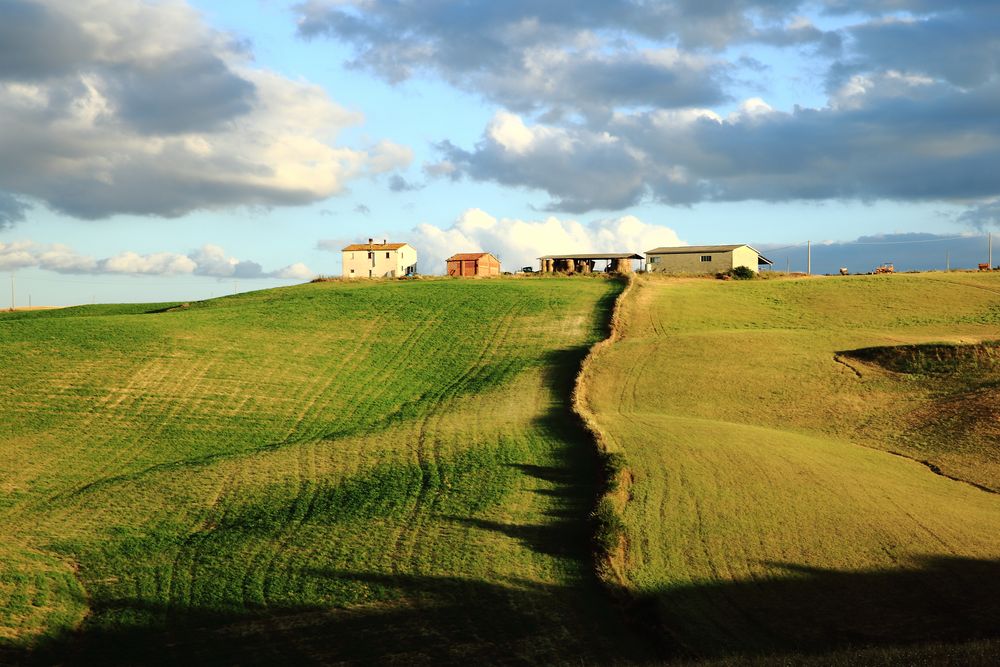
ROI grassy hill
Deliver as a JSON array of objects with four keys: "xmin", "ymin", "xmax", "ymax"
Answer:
[
  {"xmin": 5, "ymin": 271, "xmax": 1000, "ymax": 665},
  {"xmin": 0, "ymin": 277, "xmax": 649, "ymax": 664},
  {"xmin": 582, "ymin": 272, "xmax": 1000, "ymax": 662}
]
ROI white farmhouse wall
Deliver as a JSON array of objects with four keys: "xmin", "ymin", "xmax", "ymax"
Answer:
[{"xmin": 342, "ymin": 245, "xmax": 417, "ymax": 278}]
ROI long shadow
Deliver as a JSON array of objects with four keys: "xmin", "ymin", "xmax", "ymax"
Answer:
[
  {"xmin": 6, "ymin": 558, "xmax": 1000, "ymax": 665},
  {"xmin": 3, "ymin": 282, "xmax": 653, "ymax": 665},
  {"xmin": 641, "ymin": 554, "xmax": 1000, "ymax": 662}
]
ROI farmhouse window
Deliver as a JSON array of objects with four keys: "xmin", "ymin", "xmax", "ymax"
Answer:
[
  {"xmin": 368, "ymin": 251, "xmax": 373, "ymax": 259},
  {"xmin": 701, "ymin": 255, "xmax": 712, "ymax": 262},
  {"xmin": 385, "ymin": 252, "xmax": 390, "ymax": 259}
]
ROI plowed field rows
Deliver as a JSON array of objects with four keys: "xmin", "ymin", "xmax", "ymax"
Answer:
[{"xmin": 0, "ymin": 277, "xmax": 646, "ymax": 664}]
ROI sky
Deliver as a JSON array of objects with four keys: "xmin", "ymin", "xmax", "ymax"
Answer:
[{"xmin": 1, "ymin": 0, "xmax": 999, "ymax": 305}]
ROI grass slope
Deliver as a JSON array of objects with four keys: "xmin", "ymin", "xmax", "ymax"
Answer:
[
  {"xmin": 583, "ymin": 272, "xmax": 1000, "ymax": 661},
  {"xmin": 0, "ymin": 277, "xmax": 647, "ymax": 664}
]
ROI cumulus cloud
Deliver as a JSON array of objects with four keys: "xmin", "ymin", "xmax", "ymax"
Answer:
[
  {"xmin": 388, "ymin": 174, "xmax": 422, "ymax": 192},
  {"xmin": 295, "ymin": 1, "xmax": 822, "ymax": 113},
  {"xmin": 435, "ymin": 72, "xmax": 1000, "ymax": 211},
  {"xmin": 0, "ymin": 0, "xmax": 411, "ymax": 221},
  {"xmin": 299, "ymin": 1, "xmax": 1000, "ymax": 215},
  {"xmin": 0, "ymin": 193, "xmax": 31, "ymax": 229},
  {"xmin": 0, "ymin": 241, "xmax": 314, "ymax": 279},
  {"xmin": 958, "ymin": 200, "xmax": 1000, "ymax": 229},
  {"xmin": 839, "ymin": 8, "xmax": 1000, "ymax": 90},
  {"xmin": 402, "ymin": 208, "xmax": 684, "ymax": 273}
]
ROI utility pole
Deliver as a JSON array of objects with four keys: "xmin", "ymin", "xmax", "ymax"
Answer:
[
  {"xmin": 990, "ymin": 232, "xmax": 993, "ymax": 268},
  {"xmin": 9, "ymin": 273, "xmax": 13, "ymax": 311},
  {"xmin": 807, "ymin": 240, "xmax": 812, "ymax": 275},
  {"xmin": 946, "ymin": 250, "xmax": 950, "ymax": 272},
  {"xmin": 785, "ymin": 257, "xmax": 790, "ymax": 273}
]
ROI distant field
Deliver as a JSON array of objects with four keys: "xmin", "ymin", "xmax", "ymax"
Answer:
[
  {"xmin": 583, "ymin": 272, "xmax": 1000, "ymax": 661},
  {"xmin": 0, "ymin": 277, "xmax": 648, "ymax": 664}
]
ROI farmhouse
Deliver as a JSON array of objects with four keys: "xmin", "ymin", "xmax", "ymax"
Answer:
[
  {"xmin": 446, "ymin": 252, "xmax": 501, "ymax": 277},
  {"xmin": 645, "ymin": 244, "xmax": 773, "ymax": 274},
  {"xmin": 538, "ymin": 253, "xmax": 643, "ymax": 274},
  {"xmin": 342, "ymin": 239, "xmax": 418, "ymax": 279}
]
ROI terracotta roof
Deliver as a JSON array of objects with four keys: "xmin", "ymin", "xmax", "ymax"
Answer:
[
  {"xmin": 342, "ymin": 242, "xmax": 409, "ymax": 251},
  {"xmin": 446, "ymin": 252, "xmax": 496, "ymax": 261}
]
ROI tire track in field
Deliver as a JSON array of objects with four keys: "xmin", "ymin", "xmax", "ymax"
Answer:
[
  {"xmin": 275, "ymin": 324, "xmax": 384, "ymax": 443},
  {"xmin": 221, "ymin": 302, "xmax": 488, "ymax": 609},
  {"xmin": 387, "ymin": 300, "xmax": 525, "ymax": 576},
  {"xmin": 233, "ymin": 298, "xmax": 525, "ymax": 608},
  {"xmin": 40, "ymin": 353, "xmax": 221, "ymax": 517},
  {"xmin": 165, "ymin": 465, "xmax": 244, "ymax": 612},
  {"xmin": 229, "ymin": 316, "xmax": 446, "ymax": 608}
]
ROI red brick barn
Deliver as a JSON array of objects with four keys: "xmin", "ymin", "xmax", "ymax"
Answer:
[{"xmin": 446, "ymin": 252, "xmax": 501, "ymax": 277}]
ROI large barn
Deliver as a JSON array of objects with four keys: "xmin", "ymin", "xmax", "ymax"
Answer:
[
  {"xmin": 645, "ymin": 245, "xmax": 773, "ymax": 274},
  {"xmin": 446, "ymin": 252, "xmax": 501, "ymax": 277}
]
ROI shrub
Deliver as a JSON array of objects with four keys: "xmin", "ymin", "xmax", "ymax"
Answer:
[
  {"xmin": 600, "ymin": 451, "xmax": 627, "ymax": 493},
  {"xmin": 592, "ymin": 497, "xmax": 625, "ymax": 554},
  {"xmin": 730, "ymin": 265, "xmax": 756, "ymax": 280}
]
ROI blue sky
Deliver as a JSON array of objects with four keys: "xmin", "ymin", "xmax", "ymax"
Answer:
[{"xmin": 1, "ymin": 0, "xmax": 998, "ymax": 305}]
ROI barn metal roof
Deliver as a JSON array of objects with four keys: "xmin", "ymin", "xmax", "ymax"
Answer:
[
  {"xmin": 645, "ymin": 244, "xmax": 744, "ymax": 254},
  {"xmin": 342, "ymin": 242, "xmax": 410, "ymax": 251},
  {"xmin": 645, "ymin": 244, "xmax": 774, "ymax": 265}
]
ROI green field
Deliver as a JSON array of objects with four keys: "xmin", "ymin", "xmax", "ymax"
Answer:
[
  {"xmin": 582, "ymin": 272, "xmax": 1000, "ymax": 661},
  {"xmin": 0, "ymin": 277, "xmax": 649, "ymax": 664},
  {"xmin": 4, "ymin": 272, "xmax": 1000, "ymax": 665}
]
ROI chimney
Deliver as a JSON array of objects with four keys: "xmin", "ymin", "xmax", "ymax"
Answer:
[
  {"xmin": 383, "ymin": 238, "xmax": 387, "ymax": 244},
  {"xmin": 368, "ymin": 238, "xmax": 373, "ymax": 243}
]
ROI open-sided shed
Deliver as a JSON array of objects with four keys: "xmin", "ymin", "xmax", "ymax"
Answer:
[{"xmin": 537, "ymin": 253, "xmax": 643, "ymax": 274}]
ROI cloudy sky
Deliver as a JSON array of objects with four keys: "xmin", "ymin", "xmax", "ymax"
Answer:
[{"xmin": 1, "ymin": 0, "xmax": 998, "ymax": 304}]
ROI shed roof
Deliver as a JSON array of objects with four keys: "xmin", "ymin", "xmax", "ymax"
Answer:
[
  {"xmin": 538, "ymin": 253, "xmax": 643, "ymax": 260},
  {"xmin": 645, "ymin": 244, "xmax": 774, "ymax": 265},
  {"xmin": 645, "ymin": 244, "xmax": 744, "ymax": 254},
  {"xmin": 446, "ymin": 252, "xmax": 497, "ymax": 261},
  {"xmin": 342, "ymin": 242, "xmax": 409, "ymax": 252}
]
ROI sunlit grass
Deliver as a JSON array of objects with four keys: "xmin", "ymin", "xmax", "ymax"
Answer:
[
  {"xmin": 0, "ymin": 277, "xmax": 646, "ymax": 664},
  {"xmin": 584, "ymin": 272, "xmax": 1000, "ymax": 660}
]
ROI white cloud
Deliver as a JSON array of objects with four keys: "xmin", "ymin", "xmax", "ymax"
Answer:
[
  {"xmin": 272, "ymin": 262, "xmax": 314, "ymax": 280},
  {"xmin": 0, "ymin": 241, "xmax": 312, "ymax": 279},
  {"xmin": 405, "ymin": 208, "xmax": 684, "ymax": 274},
  {"xmin": 0, "ymin": 240, "xmax": 38, "ymax": 270},
  {"xmin": 0, "ymin": 0, "xmax": 412, "ymax": 222},
  {"xmin": 100, "ymin": 251, "xmax": 197, "ymax": 275}
]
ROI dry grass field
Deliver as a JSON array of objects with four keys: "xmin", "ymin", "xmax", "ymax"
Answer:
[
  {"xmin": 0, "ymin": 277, "xmax": 649, "ymax": 665},
  {"xmin": 582, "ymin": 272, "xmax": 1000, "ymax": 662}
]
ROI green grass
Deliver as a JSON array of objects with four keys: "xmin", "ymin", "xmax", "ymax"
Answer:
[
  {"xmin": 0, "ymin": 277, "xmax": 649, "ymax": 664},
  {"xmin": 583, "ymin": 272, "xmax": 1000, "ymax": 661}
]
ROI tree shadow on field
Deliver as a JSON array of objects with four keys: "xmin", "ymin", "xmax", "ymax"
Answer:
[
  {"xmin": 639, "ymin": 555, "xmax": 1000, "ymax": 663},
  {"xmin": 7, "ymin": 558, "xmax": 1000, "ymax": 665},
  {"xmin": 0, "ymin": 572, "xmax": 622, "ymax": 666},
  {"xmin": 0, "ymin": 289, "xmax": 648, "ymax": 665}
]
